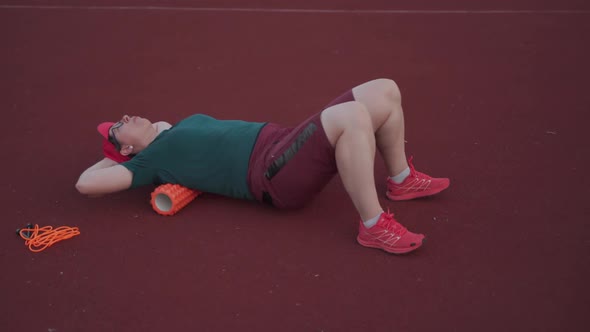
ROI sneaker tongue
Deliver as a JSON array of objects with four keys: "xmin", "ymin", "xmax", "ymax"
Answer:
[
  {"xmin": 380, "ymin": 213, "xmax": 407, "ymax": 235},
  {"xmin": 408, "ymin": 156, "xmax": 417, "ymax": 175}
]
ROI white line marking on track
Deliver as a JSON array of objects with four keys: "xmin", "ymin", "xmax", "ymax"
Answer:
[{"xmin": 0, "ymin": 5, "xmax": 589, "ymax": 15}]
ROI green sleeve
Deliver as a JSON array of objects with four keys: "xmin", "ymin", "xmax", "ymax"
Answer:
[{"xmin": 121, "ymin": 154, "xmax": 158, "ymax": 188}]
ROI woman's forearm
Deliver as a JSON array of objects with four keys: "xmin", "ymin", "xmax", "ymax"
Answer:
[
  {"xmin": 76, "ymin": 158, "xmax": 119, "ymax": 196},
  {"xmin": 80, "ymin": 158, "xmax": 118, "ymax": 176}
]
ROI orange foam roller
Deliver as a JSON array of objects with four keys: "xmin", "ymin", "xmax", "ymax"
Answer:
[{"xmin": 150, "ymin": 184, "xmax": 201, "ymax": 216}]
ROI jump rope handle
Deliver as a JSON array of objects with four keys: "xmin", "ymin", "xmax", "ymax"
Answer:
[{"xmin": 15, "ymin": 223, "xmax": 34, "ymax": 238}]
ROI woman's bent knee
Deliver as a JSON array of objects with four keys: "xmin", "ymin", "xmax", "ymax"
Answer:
[
  {"xmin": 321, "ymin": 101, "xmax": 373, "ymax": 145},
  {"xmin": 372, "ymin": 78, "xmax": 401, "ymax": 104}
]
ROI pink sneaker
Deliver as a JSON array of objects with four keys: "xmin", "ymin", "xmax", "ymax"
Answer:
[
  {"xmin": 386, "ymin": 157, "xmax": 450, "ymax": 201},
  {"xmin": 357, "ymin": 211, "xmax": 425, "ymax": 254}
]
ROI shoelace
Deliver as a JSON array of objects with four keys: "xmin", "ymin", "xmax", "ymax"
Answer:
[
  {"xmin": 18, "ymin": 224, "xmax": 80, "ymax": 253},
  {"xmin": 380, "ymin": 211, "xmax": 408, "ymax": 236},
  {"xmin": 407, "ymin": 155, "xmax": 431, "ymax": 180}
]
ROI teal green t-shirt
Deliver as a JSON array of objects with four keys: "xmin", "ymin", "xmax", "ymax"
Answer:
[{"xmin": 121, "ymin": 114, "xmax": 266, "ymax": 200}]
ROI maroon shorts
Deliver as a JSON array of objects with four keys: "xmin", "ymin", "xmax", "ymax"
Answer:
[{"xmin": 247, "ymin": 90, "xmax": 355, "ymax": 209}]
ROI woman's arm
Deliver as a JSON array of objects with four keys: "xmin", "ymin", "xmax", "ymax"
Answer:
[{"xmin": 75, "ymin": 158, "xmax": 133, "ymax": 196}]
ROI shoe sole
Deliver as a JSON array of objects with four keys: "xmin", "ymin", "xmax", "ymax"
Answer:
[
  {"xmin": 386, "ymin": 183, "xmax": 449, "ymax": 201},
  {"xmin": 356, "ymin": 236, "xmax": 423, "ymax": 254}
]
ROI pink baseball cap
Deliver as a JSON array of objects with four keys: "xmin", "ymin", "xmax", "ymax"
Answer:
[{"xmin": 97, "ymin": 122, "xmax": 131, "ymax": 163}]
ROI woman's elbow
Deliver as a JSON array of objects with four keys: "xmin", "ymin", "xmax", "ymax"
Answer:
[
  {"xmin": 75, "ymin": 181, "xmax": 87, "ymax": 195},
  {"xmin": 75, "ymin": 178, "xmax": 94, "ymax": 195}
]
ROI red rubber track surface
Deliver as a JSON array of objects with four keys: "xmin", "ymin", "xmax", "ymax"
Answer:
[{"xmin": 1, "ymin": 1, "xmax": 589, "ymax": 331}]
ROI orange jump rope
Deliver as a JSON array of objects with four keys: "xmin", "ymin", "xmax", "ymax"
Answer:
[{"xmin": 17, "ymin": 224, "xmax": 80, "ymax": 253}]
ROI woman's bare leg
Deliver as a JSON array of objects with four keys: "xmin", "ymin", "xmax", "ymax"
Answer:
[
  {"xmin": 351, "ymin": 78, "xmax": 409, "ymax": 176},
  {"xmin": 320, "ymin": 98, "xmax": 425, "ymax": 254},
  {"xmin": 320, "ymin": 101, "xmax": 382, "ymax": 221},
  {"xmin": 348, "ymin": 78, "xmax": 450, "ymax": 201}
]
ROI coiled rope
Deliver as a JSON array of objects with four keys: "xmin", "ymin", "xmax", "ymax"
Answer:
[{"xmin": 17, "ymin": 224, "xmax": 80, "ymax": 253}]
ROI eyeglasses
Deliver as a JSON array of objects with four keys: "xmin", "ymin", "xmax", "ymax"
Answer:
[{"xmin": 108, "ymin": 121, "xmax": 124, "ymax": 151}]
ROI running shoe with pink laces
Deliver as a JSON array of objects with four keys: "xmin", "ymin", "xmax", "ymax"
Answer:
[
  {"xmin": 386, "ymin": 156, "xmax": 450, "ymax": 201},
  {"xmin": 357, "ymin": 211, "xmax": 425, "ymax": 254}
]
